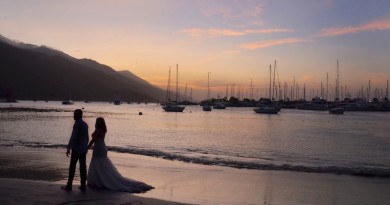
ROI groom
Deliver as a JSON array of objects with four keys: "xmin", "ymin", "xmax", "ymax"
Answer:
[{"xmin": 61, "ymin": 109, "xmax": 89, "ymax": 192}]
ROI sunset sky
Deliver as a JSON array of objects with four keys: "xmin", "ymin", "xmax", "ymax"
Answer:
[{"xmin": 1, "ymin": 0, "xmax": 389, "ymax": 100}]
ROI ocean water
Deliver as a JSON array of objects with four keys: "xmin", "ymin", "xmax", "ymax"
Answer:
[{"xmin": 1, "ymin": 101, "xmax": 389, "ymax": 177}]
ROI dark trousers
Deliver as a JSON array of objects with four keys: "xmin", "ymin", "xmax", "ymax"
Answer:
[{"xmin": 67, "ymin": 149, "xmax": 87, "ymax": 187}]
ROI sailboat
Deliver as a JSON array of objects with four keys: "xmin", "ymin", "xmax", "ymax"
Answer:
[
  {"xmin": 163, "ymin": 64, "xmax": 185, "ymax": 112},
  {"xmin": 254, "ymin": 64, "xmax": 280, "ymax": 114},
  {"xmin": 203, "ymin": 72, "xmax": 212, "ymax": 111},
  {"xmin": 62, "ymin": 99, "xmax": 74, "ymax": 105},
  {"xmin": 113, "ymin": 98, "xmax": 121, "ymax": 105},
  {"xmin": 329, "ymin": 107, "xmax": 344, "ymax": 114},
  {"xmin": 329, "ymin": 60, "xmax": 344, "ymax": 114}
]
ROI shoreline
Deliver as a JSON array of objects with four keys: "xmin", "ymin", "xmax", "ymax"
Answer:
[
  {"xmin": 1, "ymin": 147, "xmax": 390, "ymax": 204},
  {"xmin": 2, "ymin": 142, "xmax": 390, "ymax": 178}
]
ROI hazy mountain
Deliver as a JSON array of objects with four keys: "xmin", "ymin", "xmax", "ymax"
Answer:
[
  {"xmin": 0, "ymin": 34, "xmax": 165, "ymax": 102},
  {"xmin": 117, "ymin": 70, "xmax": 152, "ymax": 87},
  {"xmin": 76, "ymin": 58, "xmax": 165, "ymax": 100}
]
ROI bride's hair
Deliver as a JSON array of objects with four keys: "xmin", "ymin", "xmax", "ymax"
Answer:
[{"xmin": 95, "ymin": 117, "xmax": 107, "ymax": 133}]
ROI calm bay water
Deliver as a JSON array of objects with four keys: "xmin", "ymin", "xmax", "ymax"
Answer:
[{"xmin": 1, "ymin": 101, "xmax": 389, "ymax": 177}]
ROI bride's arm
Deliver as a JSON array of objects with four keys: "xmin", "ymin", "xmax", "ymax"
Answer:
[
  {"xmin": 88, "ymin": 129, "xmax": 104, "ymax": 149},
  {"xmin": 88, "ymin": 130, "xmax": 97, "ymax": 149}
]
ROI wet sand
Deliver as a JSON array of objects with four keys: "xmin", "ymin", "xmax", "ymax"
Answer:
[
  {"xmin": 0, "ymin": 178, "xmax": 187, "ymax": 205},
  {"xmin": 1, "ymin": 147, "xmax": 390, "ymax": 205}
]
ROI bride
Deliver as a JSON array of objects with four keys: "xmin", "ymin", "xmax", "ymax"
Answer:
[{"xmin": 87, "ymin": 117, "xmax": 154, "ymax": 193}]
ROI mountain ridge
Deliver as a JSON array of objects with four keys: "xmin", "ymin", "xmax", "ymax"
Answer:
[{"xmin": 0, "ymin": 34, "xmax": 165, "ymax": 102}]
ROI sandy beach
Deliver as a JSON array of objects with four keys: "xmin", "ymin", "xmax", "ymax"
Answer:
[
  {"xmin": 0, "ymin": 178, "xmax": 186, "ymax": 205},
  {"xmin": 1, "ymin": 147, "xmax": 390, "ymax": 205},
  {"xmin": 0, "ymin": 147, "xmax": 189, "ymax": 205}
]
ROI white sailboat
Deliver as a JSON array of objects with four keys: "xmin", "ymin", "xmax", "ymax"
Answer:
[
  {"xmin": 163, "ymin": 64, "xmax": 185, "ymax": 112},
  {"xmin": 254, "ymin": 64, "xmax": 279, "ymax": 114}
]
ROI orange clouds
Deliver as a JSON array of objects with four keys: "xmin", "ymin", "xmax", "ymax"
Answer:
[
  {"xmin": 241, "ymin": 38, "xmax": 309, "ymax": 50},
  {"xmin": 319, "ymin": 19, "xmax": 390, "ymax": 37},
  {"xmin": 180, "ymin": 28, "xmax": 292, "ymax": 38},
  {"xmin": 239, "ymin": 18, "xmax": 390, "ymax": 50}
]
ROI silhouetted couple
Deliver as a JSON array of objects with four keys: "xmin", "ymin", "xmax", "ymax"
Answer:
[{"xmin": 61, "ymin": 109, "xmax": 153, "ymax": 193}]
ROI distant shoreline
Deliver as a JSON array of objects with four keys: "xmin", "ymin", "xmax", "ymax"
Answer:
[{"xmin": 0, "ymin": 107, "xmax": 69, "ymax": 112}]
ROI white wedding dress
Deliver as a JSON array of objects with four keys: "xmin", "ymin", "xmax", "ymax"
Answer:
[{"xmin": 87, "ymin": 134, "xmax": 153, "ymax": 193}]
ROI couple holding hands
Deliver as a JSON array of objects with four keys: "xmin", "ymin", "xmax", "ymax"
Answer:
[{"xmin": 61, "ymin": 109, "xmax": 153, "ymax": 193}]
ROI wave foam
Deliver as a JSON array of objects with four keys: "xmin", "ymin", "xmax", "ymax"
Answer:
[{"xmin": 2, "ymin": 142, "xmax": 389, "ymax": 178}]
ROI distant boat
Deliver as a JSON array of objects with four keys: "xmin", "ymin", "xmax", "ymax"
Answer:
[
  {"xmin": 254, "ymin": 98, "xmax": 279, "ymax": 114},
  {"xmin": 0, "ymin": 98, "xmax": 17, "ymax": 103},
  {"xmin": 297, "ymin": 97, "xmax": 328, "ymax": 111},
  {"xmin": 114, "ymin": 99, "xmax": 121, "ymax": 105},
  {"xmin": 202, "ymin": 105, "xmax": 212, "ymax": 111},
  {"xmin": 254, "ymin": 106, "xmax": 279, "ymax": 114},
  {"xmin": 163, "ymin": 102, "xmax": 185, "ymax": 112},
  {"xmin": 62, "ymin": 99, "xmax": 74, "ymax": 105},
  {"xmin": 163, "ymin": 64, "xmax": 185, "ymax": 112},
  {"xmin": 329, "ymin": 107, "xmax": 344, "ymax": 114},
  {"xmin": 341, "ymin": 98, "xmax": 369, "ymax": 111},
  {"xmin": 213, "ymin": 102, "xmax": 226, "ymax": 109},
  {"xmin": 254, "ymin": 65, "xmax": 279, "ymax": 114}
]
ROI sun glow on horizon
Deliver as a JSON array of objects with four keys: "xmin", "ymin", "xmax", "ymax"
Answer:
[{"xmin": 1, "ymin": 0, "xmax": 389, "ymax": 100}]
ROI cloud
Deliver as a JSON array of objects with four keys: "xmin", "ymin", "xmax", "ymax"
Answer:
[
  {"xmin": 195, "ymin": 0, "xmax": 263, "ymax": 19},
  {"xmin": 180, "ymin": 28, "xmax": 293, "ymax": 38},
  {"xmin": 194, "ymin": 1, "xmax": 266, "ymax": 29},
  {"xmin": 318, "ymin": 19, "xmax": 390, "ymax": 37},
  {"xmin": 223, "ymin": 50, "xmax": 241, "ymax": 55},
  {"xmin": 198, "ymin": 56, "xmax": 219, "ymax": 64},
  {"xmin": 241, "ymin": 38, "xmax": 309, "ymax": 50}
]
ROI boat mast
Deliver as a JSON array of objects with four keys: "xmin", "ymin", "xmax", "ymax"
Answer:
[
  {"xmin": 269, "ymin": 65, "xmax": 272, "ymax": 99},
  {"xmin": 250, "ymin": 79, "xmax": 253, "ymax": 100},
  {"xmin": 190, "ymin": 88, "xmax": 193, "ymax": 102},
  {"xmin": 166, "ymin": 67, "xmax": 171, "ymax": 101},
  {"xmin": 184, "ymin": 83, "xmax": 187, "ymax": 101},
  {"xmin": 387, "ymin": 80, "xmax": 389, "ymax": 99},
  {"xmin": 293, "ymin": 76, "xmax": 296, "ymax": 100},
  {"xmin": 225, "ymin": 84, "xmax": 228, "ymax": 99},
  {"xmin": 207, "ymin": 72, "xmax": 211, "ymax": 100},
  {"xmin": 272, "ymin": 61, "xmax": 276, "ymax": 100},
  {"xmin": 272, "ymin": 60, "xmax": 281, "ymax": 100},
  {"xmin": 335, "ymin": 60, "xmax": 339, "ymax": 101},
  {"xmin": 368, "ymin": 80, "xmax": 371, "ymax": 101},
  {"xmin": 276, "ymin": 61, "xmax": 281, "ymax": 100},
  {"xmin": 326, "ymin": 73, "xmax": 329, "ymax": 100},
  {"xmin": 231, "ymin": 83, "xmax": 235, "ymax": 98},
  {"xmin": 176, "ymin": 64, "xmax": 179, "ymax": 103}
]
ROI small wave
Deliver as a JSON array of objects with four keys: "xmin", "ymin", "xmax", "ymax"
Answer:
[
  {"xmin": 2, "ymin": 142, "xmax": 390, "ymax": 178},
  {"xmin": 108, "ymin": 146, "xmax": 390, "ymax": 177}
]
